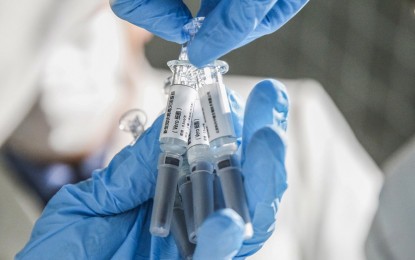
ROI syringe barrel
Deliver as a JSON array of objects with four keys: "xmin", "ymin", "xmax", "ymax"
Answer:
[
  {"xmin": 171, "ymin": 193, "xmax": 196, "ymax": 259},
  {"xmin": 187, "ymin": 96, "xmax": 215, "ymax": 237},
  {"xmin": 159, "ymin": 82, "xmax": 197, "ymax": 150},
  {"xmin": 213, "ymin": 171, "xmax": 226, "ymax": 211},
  {"xmin": 187, "ymin": 96, "xmax": 210, "ymax": 163},
  {"xmin": 153, "ymin": 69, "xmax": 197, "ymax": 237},
  {"xmin": 215, "ymin": 154, "xmax": 253, "ymax": 239},
  {"xmin": 150, "ymin": 153, "xmax": 182, "ymax": 237},
  {"xmin": 197, "ymin": 67, "xmax": 234, "ymax": 144},
  {"xmin": 189, "ymin": 160, "xmax": 214, "ymax": 237},
  {"xmin": 178, "ymin": 172, "xmax": 196, "ymax": 243}
]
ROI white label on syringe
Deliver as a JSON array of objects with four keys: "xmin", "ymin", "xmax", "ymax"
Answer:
[
  {"xmin": 199, "ymin": 82, "xmax": 235, "ymax": 141},
  {"xmin": 188, "ymin": 98, "xmax": 209, "ymax": 149},
  {"xmin": 160, "ymin": 84, "xmax": 198, "ymax": 142}
]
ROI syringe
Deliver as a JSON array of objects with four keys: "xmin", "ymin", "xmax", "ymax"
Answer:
[
  {"xmin": 197, "ymin": 65, "xmax": 253, "ymax": 239},
  {"xmin": 187, "ymin": 94, "xmax": 214, "ymax": 238},
  {"xmin": 150, "ymin": 18, "xmax": 201, "ymax": 237},
  {"xmin": 177, "ymin": 157, "xmax": 196, "ymax": 243},
  {"xmin": 172, "ymin": 160, "xmax": 196, "ymax": 259}
]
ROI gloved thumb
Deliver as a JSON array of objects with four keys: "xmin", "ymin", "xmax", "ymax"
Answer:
[{"xmin": 193, "ymin": 209, "xmax": 245, "ymax": 259}]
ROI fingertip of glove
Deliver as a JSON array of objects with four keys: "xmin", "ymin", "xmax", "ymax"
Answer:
[
  {"xmin": 249, "ymin": 79, "xmax": 289, "ymax": 116},
  {"xmin": 195, "ymin": 209, "xmax": 245, "ymax": 258},
  {"xmin": 110, "ymin": 0, "xmax": 192, "ymax": 44},
  {"xmin": 187, "ymin": 48, "xmax": 213, "ymax": 68},
  {"xmin": 201, "ymin": 208, "xmax": 245, "ymax": 237},
  {"xmin": 243, "ymin": 79, "xmax": 289, "ymax": 149},
  {"xmin": 187, "ymin": 32, "xmax": 224, "ymax": 68}
]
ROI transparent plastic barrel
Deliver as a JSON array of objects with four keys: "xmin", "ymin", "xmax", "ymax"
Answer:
[
  {"xmin": 178, "ymin": 172, "xmax": 196, "ymax": 243},
  {"xmin": 150, "ymin": 152, "xmax": 183, "ymax": 237},
  {"xmin": 187, "ymin": 146, "xmax": 214, "ymax": 236},
  {"xmin": 171, "ymin": 190, "xmax": 195, "ymax": 259},
  {"xmin": 160, "ymin": 137, "xmax": 188, "ymax": 155}
]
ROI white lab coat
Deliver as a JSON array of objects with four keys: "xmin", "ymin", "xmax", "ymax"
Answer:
[
  {"xmin": 0, "ymin": 2, "xmax": 384, "ymax": 259},
  {"xmin": 366, "ymin": 135, "xmax": 415, "ymax": 260}
]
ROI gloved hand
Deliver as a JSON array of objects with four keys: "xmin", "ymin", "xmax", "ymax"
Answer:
[
  {"xmin": 110, "ymin": 0, "xmax": 308, "ymax": 67},
  {"xmin": 17, "ymin": 79, "xmax": 289, "ymax": 259}
]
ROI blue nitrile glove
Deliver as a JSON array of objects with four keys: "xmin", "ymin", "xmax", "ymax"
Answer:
[
  {"xmin": 195, "ymin": 79, "xmax": 289, "ymax": 258},
  {"xmin": 17, "ymin": 79, "xmax": 288, "ymax": 259},
  {"xmin": 110, "ymin": 0, "xmax": 308, "ymax": 67}
]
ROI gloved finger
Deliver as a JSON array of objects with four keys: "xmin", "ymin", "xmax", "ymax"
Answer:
[
  {"xmin": 237, "ymin": 0, "xmax": 309, "ymax": 48},
  {"xmin": 227, "ymin": 87, "xmax": 246, "ymax": 140},
  {"xmin": 45, "ymin": 115, "xmax": 164, "ymax": 218},
  {"xmin": 238, "ymin": 127, "xmax": 287, "ymax": 257},
  {"xmin": 237, "ymin": 80, "xmax": 289, "ymax": 256},
  {"xmin": 193, "ymin": 209, "xmax": 245, "ymax": 259},
  {"xmin": 110, "ymin": 0, "xmax": 192, "ymax": 43},
  {"xmin": 188, "ymin": 0, "xmax": 278, "ymax": 67},
  {"xmin": 242, "ymin": 79, "xmax": 288, "ymax": 158}
]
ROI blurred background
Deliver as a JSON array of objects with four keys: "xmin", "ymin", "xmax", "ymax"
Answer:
[{"xmin": 146, "ymin": 0, "xmax": 415, "ymax": 166}]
